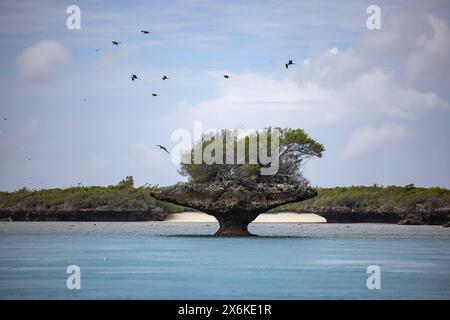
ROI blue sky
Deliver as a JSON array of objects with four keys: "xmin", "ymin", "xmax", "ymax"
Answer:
[{"xmin": 0, "ymin": 0, "xmax": 449, "ymax": 190}]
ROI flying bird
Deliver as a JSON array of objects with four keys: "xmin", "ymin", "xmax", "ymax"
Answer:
[
  {"xmin": 161, "ymin": 75, "xmax": 169, "ymax": 80},
  {"xmin": 223, "ymin": 74, "xmax": 231, "ymax": 79},
  {"xmin": 141, "ymin": 30, "xmax": 150, "ymax": 34},
  {"xmin": 155, "ymin": 145, "xmax": 169, "ymax": 154},
  {"xmin": 112, "ymin": 41, "xmax": 121, "ymax": 46},
  {"xmin": 285, "ymin": 60, "xmax": 295, "ymax": 69},
  {"xmin": 152, "ymin": 93, "xmax": 159, "ymax": 96},
  {"xmin": 131, "ymin": 74, "xmax": 139, "ymax": 81}
]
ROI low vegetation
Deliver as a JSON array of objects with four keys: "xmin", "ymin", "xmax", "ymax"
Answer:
[
  {"xmin": 0, "ymin": 176, "xmax": 184, "ymax": 213},
  {"xmin": 275, "ymin": 184, "xmax": 450, "ymax": 213}
]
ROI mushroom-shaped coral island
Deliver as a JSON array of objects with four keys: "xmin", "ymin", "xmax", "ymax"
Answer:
[
  {"xmin": 151, "ymin": 128, "xmax": 324, "ymax": 236},
  {"xmin": 151, "ymin": 180, "xmax": 317, "ymax": 236}
]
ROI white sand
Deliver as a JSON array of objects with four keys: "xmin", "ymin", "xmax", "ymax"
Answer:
[{"xmin": 164, "ymin": 212, "xmax": 326, "ymax": 223}]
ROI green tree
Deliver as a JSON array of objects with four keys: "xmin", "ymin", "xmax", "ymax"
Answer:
[
  {"xmin": 179, "ymin": 128, "xmax": 324, "ymax": 183},
  {"xmin": 117, "ymin": 176, "xmax": 134, "ymax": 188}
]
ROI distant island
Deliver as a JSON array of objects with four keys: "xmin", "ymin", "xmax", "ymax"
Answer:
[
  {"xmin": 0, "ymin": 176, "xmax": 184, "ymax": 222},
  {"xmin": 273, "ymin": 184, "xmax": 450, "ymax": 226},
  {"xmin": 1, "ymin": 178, "xmax": 448, "ymax": 227}
]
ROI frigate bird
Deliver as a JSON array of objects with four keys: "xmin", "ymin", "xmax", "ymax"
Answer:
[
  {"xmin": 162, "ymin": 75, "xmax": 169, "ymax": 80},
  {"xmin": 285, "ymin": 60, "xmax": 295, "ymax": 69},
  {"xmin": 112, "ymin": 41, "xmax": 121, "ymax": 46},
  {"xmin": 141, "ymin": 30, "xmax": 150, "ymax": 34},
  {"xmin": 223, "ymin": 74, "xmax": 231, "ymax": 79},
  {"xmin": 131, "ymin": 74, "xmax": 139, "ymax": 81},
  {"xmin": 155, "ymin": 145, "xmax": 169, "ymax": 154}
]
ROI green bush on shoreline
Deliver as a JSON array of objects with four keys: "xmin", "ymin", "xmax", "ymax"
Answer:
[
  {"xmin": 275, "ymin": 185, "xmax": 450, "ymax": 213},
  {"xmin": 0, "ymin": 184, "xmax": 184, "ymax": 213}
]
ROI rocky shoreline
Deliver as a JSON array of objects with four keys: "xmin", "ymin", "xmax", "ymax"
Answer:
[
  {"xmin": 1, "ymin": 205, "xmax": 449, "ymax": 227},
  {"xmin": 0, "ymin": 208, "xmax": 168, "ymax": 222},
  {"xmin": 290, "ymin": 205, "xmax": 450, "ymax": 226},
  {"xmin": 1, "ymin": 208, "xmax": 448, "ymax": 226}
]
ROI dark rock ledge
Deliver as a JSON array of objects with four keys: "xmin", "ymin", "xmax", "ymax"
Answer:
[
  {"xmin": 0, "ymin": 208, "xmax": 167, "ymax": 222},
  {"xmin": 150, "ymin": 180, "xmax": 317, "ymax": 236}
]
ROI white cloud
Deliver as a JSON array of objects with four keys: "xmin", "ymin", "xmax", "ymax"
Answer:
[
  {"xmin": 357, "ymin": 13, "xmax": 450, "ymax": 95},
  {"xmin": 327, "ymin": 47, "xmax": 339, "ymax": 56},
  {"xmin": 166, "ymin": 12, "xmax": 449, "ymax": 162},
  {"xmin": 16, "ymin": 40, "xmax": 71, "ymax": 81},
  {"xmin": 167, "ymin": 67, "xmax": 447, "ymax": 133},
  {"xmin": 343, "ymin": 124, "xmax": 407, "ymax": 159}
]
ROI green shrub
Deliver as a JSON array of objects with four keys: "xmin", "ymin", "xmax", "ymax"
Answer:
[
  {"xmin": 0, "ymin": 179, "xmax": 185, "ymax": 213},
  {"xmin": 275, "ymin": 185, "xmax": 450, "ymax": 212}
]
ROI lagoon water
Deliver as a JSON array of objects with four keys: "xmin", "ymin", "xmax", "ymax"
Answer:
[{"xmin": 0, "ymin": 222, "xmax": 449, "ymax": 299}]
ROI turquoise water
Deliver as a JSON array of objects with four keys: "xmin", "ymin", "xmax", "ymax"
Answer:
[{"xmin": 0, "ymin": 222, "xmax": 449, "ymax": 299}]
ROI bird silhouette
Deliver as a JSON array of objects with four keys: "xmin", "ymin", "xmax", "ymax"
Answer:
[
  {"xmin": 285, "ymin": 60, "xmax": 295, "ymax": 69},
  {"xmin": 131, "ymin": 74, "xmax": 139, "ymax": 81},
  {"xmin": 112, "ymin": 41, "xmax": 121, "ymax": 46},
  {"xmin": 152, "ymin": 93, "xmax": 159, "ymax": 96},
  {"xmin": 95, "ymin": 49, "xmax": 99, "ymax": 52},
  {"xmin": 162, "ymin": 75, "xmax": 169, "ymax": 80},
  {"xmin": 155, "ymin": 145, "xmax": 169, "ymax": 154},
  {"xmin": 223, "ymin": 75, "xmax": 231, "ymax": 79},
  {"xmin": 141, "ymin": 30, "xmax": 150, "ymax": 34}
]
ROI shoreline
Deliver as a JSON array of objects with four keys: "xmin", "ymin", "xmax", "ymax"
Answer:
[
  {"xmin": 0, "ymin": 221, "xmax": 448, "ymax": 239},
  {"xmin": 165, "ymin": 212, "xmax": 326, "ymax": 223},
  {"xmin": 0, "ymin": 210, "xmax": 447, "ymax": 226}
]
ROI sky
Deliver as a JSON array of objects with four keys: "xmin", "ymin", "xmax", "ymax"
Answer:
[{"xmin": 0, "ymin": 0, "xmax": 449, "ymax": 191}]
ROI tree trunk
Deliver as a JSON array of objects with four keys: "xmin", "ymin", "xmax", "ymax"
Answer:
[{"xmin": 213, "ymin": 213, "xmax": 259, "ymax": 236}]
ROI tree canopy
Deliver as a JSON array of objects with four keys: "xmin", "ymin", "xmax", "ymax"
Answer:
[{"xmin": 179, "ymin": 128, "xmax": 324, "ymax": 183}]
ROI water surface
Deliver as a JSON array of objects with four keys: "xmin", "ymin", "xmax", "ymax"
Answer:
[{"xmin": 0, "ymin": 222, "xmax": 449, "ymax": 299}]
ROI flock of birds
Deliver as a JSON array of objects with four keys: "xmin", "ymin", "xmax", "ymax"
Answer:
[
  {"xmin": 1, "ymin": 28, "xmax": 297, "ymax": 188},
  {"xmin": 108, "ymin": 30, "xmax": 296, "ymax": 154},
  {"xmin": 96, "ymin": 29, "xmax": 298, "ymax": 154},
  {"xmin": 109, "ymin": 31, "xmax": 172, "ymax": 97},
  {"xmin": 104, "ymin": 30, "xmax": 296, "ymax": 100},
  {"xmin": 111, "ymin": 44, "xmax": 234, "ymax": 95}
]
